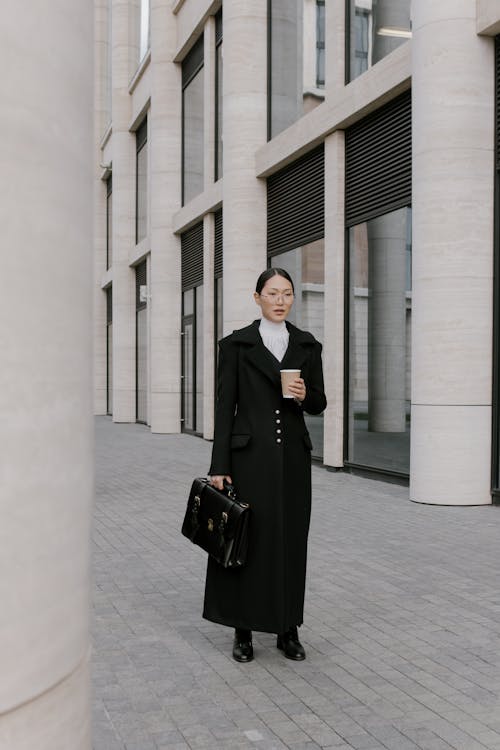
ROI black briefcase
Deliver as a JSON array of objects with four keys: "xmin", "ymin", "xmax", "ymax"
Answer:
[{"xmin": 182, "ymin": 478, "xmax": 250, "ymax": 568}]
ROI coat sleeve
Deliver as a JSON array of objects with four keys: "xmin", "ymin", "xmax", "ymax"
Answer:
[
  {"xmin": 301, "ymin": 341, "xmax": 327, "ymax": 415},
  {"xmin": 208, "ymin": 337, "xmax": 238, "ymax": 475}
]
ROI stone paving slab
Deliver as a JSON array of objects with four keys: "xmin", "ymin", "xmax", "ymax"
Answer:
[{"xmin": 92, "ymin": 417, "xmax": 500, "ymax": 750}]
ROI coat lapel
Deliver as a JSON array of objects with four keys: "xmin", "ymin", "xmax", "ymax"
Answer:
[{"xmin": 231, "ymin": 320, "xmax": 315, "ymax": 388}]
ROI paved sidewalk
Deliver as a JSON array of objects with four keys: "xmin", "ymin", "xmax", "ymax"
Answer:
[{"xmin": 93, "ymin": 417, "xmax": 500, "ymax": 750}]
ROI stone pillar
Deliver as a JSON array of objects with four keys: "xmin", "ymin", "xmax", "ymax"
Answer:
[
  {"xmin": 323, "ymin": 131, "xmax": 345, "ymax": 467},
  {"xmin": 94, "ymin": 0, "xmax": 110, "ymax": 416},
  {"xmin": 223, "ymin": 0, "xmax": 268, "ymax": 333},
  {"xmin": 149, "ymin": 0, "xmax": 182, "ymax": 432},
  {"xmin": 111, "ymin": 0, "xmax": 137, "ymax": 423},
  {"xmin": 411, "ymin": 0, "xmax": 494, "ymax": 505},
  {"xmin": 0, "ymin": 2, "xmax": 93, "ymax": 747},
  {"xmin": 367, "ymin": 209, "xmax": 407, "ymax": 432}
]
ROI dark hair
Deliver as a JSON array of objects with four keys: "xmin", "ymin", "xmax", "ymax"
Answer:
[{"xmin": 255, "ymin": 267, "xmax": 295, "ymax": 294}]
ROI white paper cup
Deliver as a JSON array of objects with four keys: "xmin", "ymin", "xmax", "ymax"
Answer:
[{"xmin": 280, "ymin": 369, "xmax": 301, "ymax": 398}]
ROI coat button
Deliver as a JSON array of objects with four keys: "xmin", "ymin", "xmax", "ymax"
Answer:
[
  {"xmin": 276, "ymin": 419, "xmax": 281, "ymax": 424},
  {"xmin": 276, "ymin": 429, "xmax": 282, "ymax": 434},
  {"xmin": 275, "ymin": 409, "xmax": 280, "ymax": 414},
  {"xmin": 276, "ymin": 438, "xmax": 282, "ymax": 444}
]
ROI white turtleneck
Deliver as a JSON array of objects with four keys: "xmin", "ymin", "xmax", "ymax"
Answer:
[{"xmin": 259, "ymin": 316, "xmax": 289, "ymax": 362}]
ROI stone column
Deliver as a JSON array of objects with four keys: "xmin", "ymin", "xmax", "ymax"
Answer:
[
  {"xmin": 94, "ymin": 0, "xmax": 110, "ymax": 416},
  {"xmin": 323, "ymin": 131, "xmax": 345, "ymax": 467},
  {"xmin": 111, "ymin": 0, "xmax": 137, "ymax": 423},
  {"xmin": 367, "ymin": 209, "xmax": 407, "ymax": 432},
  {"xmin": 0, "ymin": 2, "xmax": 93, "ymax": 747},
  {"xmin": 411, "ymin": 0, "xmax": 494, "ymax": 505},
  {"xmin": 149, "ymin": 0, "xmax": 182, "ymax": 433},
  {"xmin": 223, "ymin": 0, "xmax": 268, "ymax": 333}
]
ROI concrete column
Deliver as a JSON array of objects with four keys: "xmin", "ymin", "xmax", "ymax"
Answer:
[
  {"xmin": 203, "ymin": 213, "xmax": 216, "ymax": 440},
  {"xmin": 149, "ymin": 0, "xmax": 182, "ymax": 433},
  {"xmin": 326, "ymin": 0, "xmax": 346, "ymax": 94},
  {"xmin": 323, "ymin": 131, "xmax": 345, "ymax": 467},
  {"xmin": 223, "ymin": 0, "xmax": 268, "ymax": 333},
  {"xmin": 411, "ymin": 0, "xmax": 494, "ymax": 505},
  {"xmin": 0, "ymin": 2, "xmax": 93, "ymax": 747},
  {"xmin": 94, "ymin": 0, "xmax": 110, "ymax": 415},
  {"xmin": 367, "ymin": 209, "xmax": 407, "ymax": 432},
  {"xmin": 111, "ymin": 0, "xmax": 138, "ymax": 423}
]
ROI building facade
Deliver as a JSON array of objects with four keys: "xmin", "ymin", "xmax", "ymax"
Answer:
[{"xmin": 94, "ymin": 0, "xmax": 500, "ymax": 505}]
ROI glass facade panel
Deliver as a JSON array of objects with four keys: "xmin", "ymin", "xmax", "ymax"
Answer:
[
  {"xmin": 136, "ymin": 307, "xmax": 148, "ymax": 422},
  {"xmin": 183, "ymin": 67, "xmax": 204, "ymax": 204},
  {"xmin": 269, "ymin": 0, "xmax": 325, "ymax": 140},
  {"xmin": 136, "ymin": 125, "xmax": 148, "ymax": 243},
  {"xmin": 215, "ymin": 42, "xmax": 223, "ymax": 180},
  {"xmin": 106, "ymin": 176, "xmax": 112, "ymax": 269},
  {"xmin": 270, "ymin": 239, "xmax": 325, "ymax": 459},
  {"xmin": 107, "ymin": 323, "xmax": 112, "ymax": 415},
  {"xmin": 348, "ymin": 207, "xmax": 412, "ymax": 474},
  {"xmin": 182, "ymin": 287, "xmax": 204, "ymax": 434},
  {"xmin": 139, "ymin": 0, "xmax": 150, "ymax": 62},
  {"xmin": 347, "ymin": 0, "xmax": 411, "ymax": 82},
  {"xmin": 196, "ymin": 284, "xmax": 204, "ymax": 434}
]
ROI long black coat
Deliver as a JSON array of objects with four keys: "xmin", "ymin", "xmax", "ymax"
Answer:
[{"xmin": 203, "ymin": 319, "xmax": 327, "ymax": 634}]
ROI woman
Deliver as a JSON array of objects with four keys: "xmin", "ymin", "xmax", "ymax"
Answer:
[{"xmin": 204, "ymin": 268, "xmax": 327, "ymax": 663}]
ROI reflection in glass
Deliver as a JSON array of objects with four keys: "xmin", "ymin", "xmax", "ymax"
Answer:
[
  {"xmin": 348, "ymin": 207, "xmax": 412, "ymax": 473},
  {"xmin": 106, "ymin": 176, "xmax": 112, "ymax": 269},
  {"xmin": 136, "ymin": 307, "xmax": 148, "ymax": 422},
  {"xmin": 183, "ymin": 67, "xmax": 204, "ymax": 203},
  {"xmin": 269, "ymin": 0, "xmax": 325, "ymax": 140},
  {"xmin": 183, "ymin": 318, "xmax": 194, "ymax": 431},
  {"xmin": 271, "ymin": 240, "xmax": 325, "ymax": 459},
  {"xmin": 347, "ymin": 0, "xmax": 411, "ymax": 82},
  {"xmin": 215, "ymin": 42, "xmax": 223, "ymax": 180},
  {"xmin": 196, "ymin": 285, "xmax": 204, "ymax": 434},
  {"xmin": 136, "ymin": 127, "xmax": 148, "ymax": 243},
  {"xmin": 107, "ymin": 324, "xmax": 113, "ymax": 415},
  {"xmin": 139, "ymin": 0, "xmax": 150, "ymax": 62}
]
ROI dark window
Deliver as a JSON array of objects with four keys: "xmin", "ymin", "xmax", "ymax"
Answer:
[
  {"xmin": 181, "ymin": 222, "xmax": 204, "ymax": 434},
  {"xmin": 106, "ymin": 175, "xmax": 112, "ymax": 269},
  {"xmin": 492, "ymin": 36, "xmax": 500, "ymax": 500},
  {"xmin": 215, "ymin": 10, "xmax": 223, "ymax": 181},
  {"xmin": 182, "ymin": 37, "xmax": 204, "ymax": 205},
  {"xmin": 316, "ymin": 1, "xmax": 325, "ymax": 88},
  {"xmin": 106, "ymin": 286, "xmax": 113, "ymax": 415},
  {"xmin": 135, "ymin": 261, "xmax": 148, "ymax": 423},
  {"xmin": 136, "ymin": 118, "xmax": 148, "ymax": 243}
]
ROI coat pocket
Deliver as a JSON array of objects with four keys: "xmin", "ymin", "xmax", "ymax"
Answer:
[
  {"xmin": 231, "ymin": 434, "xmax": 251, "ymax": 450},
  {"xmin": 302, "ymin": 433, "xmax": 313, "ymax": 451}
]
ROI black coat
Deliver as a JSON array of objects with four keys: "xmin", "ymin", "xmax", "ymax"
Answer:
[{"xmin": 203, "ymin": 319, "xmax": 327, "ymax": 634}]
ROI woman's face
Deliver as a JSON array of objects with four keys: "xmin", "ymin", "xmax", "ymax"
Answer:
[{"xmin": 254, "ymin": 275, "xmax": 294, "ymax": 323}]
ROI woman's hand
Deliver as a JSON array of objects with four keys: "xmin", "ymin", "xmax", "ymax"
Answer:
[
  {"xmin": 287, "ymin": 377, "xmax": 306, "ymax": 403},
  {"xmin": 209, "ymin": 475, "xmax": 233, "ymax": 491}
]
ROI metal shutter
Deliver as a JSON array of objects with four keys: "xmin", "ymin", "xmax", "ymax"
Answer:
[
  {"xmin": 135, "ymin": 260, "xmax": 147, "ymax": 310},
  {"xmin": 267, "ymin": 144, "xmax": 325, "ymax": 257},
  {"xmin": 181, "ymin": 221, "xmax": 204, "ymax": 290},
  {"xmin": 214, "ymin": 209, "xmax": 223, "ymax": 279},
  {"xmin": 345, "ymin": 90, "xmax": 411, "ymax": 227}
]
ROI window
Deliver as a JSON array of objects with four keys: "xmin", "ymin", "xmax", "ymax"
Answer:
[
  {"xmin": 316, "ymin": 1, "xmax": 325, "ymax": 88},
  {"xmin": 181, "ymin": 222, "xmax": 204, "ymax": 433},
  {"xmin": 215, "ymin": 11, "xmax": 223, "ymax": 181},
  {"xmin": 136, "ymin": 261, "xmax": 148, "ymax": 424},
  {"xmin": 106, "ymin": 286, "xmax": 113, "ymax": 415},
  {"xmin": 139, "ymin": 0, "xmax": 150, "ymax": 62},
  {"xmin": 136, "ymin": 118, "xmax": 148, "ymax": 244},
  {"xmin": 182, "ymin": 37, "xmax": 204, "ymax": 205},
  {"xmin": 106, "ymin": 175, "xmax": 112, "ymax": 269},
  {"xmin": 347, "ymin": 207, "xmax": 412, "ymax": 474},
  {"xmin": 347, "ymin": 0, "xmax": 411, "ymax": 83},
  {"xmin": 269, "ymin": 241, "xmax": 325, "ymax": 459},
  {"xmin": 268, "ymin": 0, "xmax": 326, "ymax": 140}
]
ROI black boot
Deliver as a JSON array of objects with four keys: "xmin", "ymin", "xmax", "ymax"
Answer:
[
  {"xmin": 277, "ymin": 626, "xmax": 305, "ymax": 660},
  {"xmin": 232, "ymin": 628, "xmax": 254, "ymax": 663}
]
